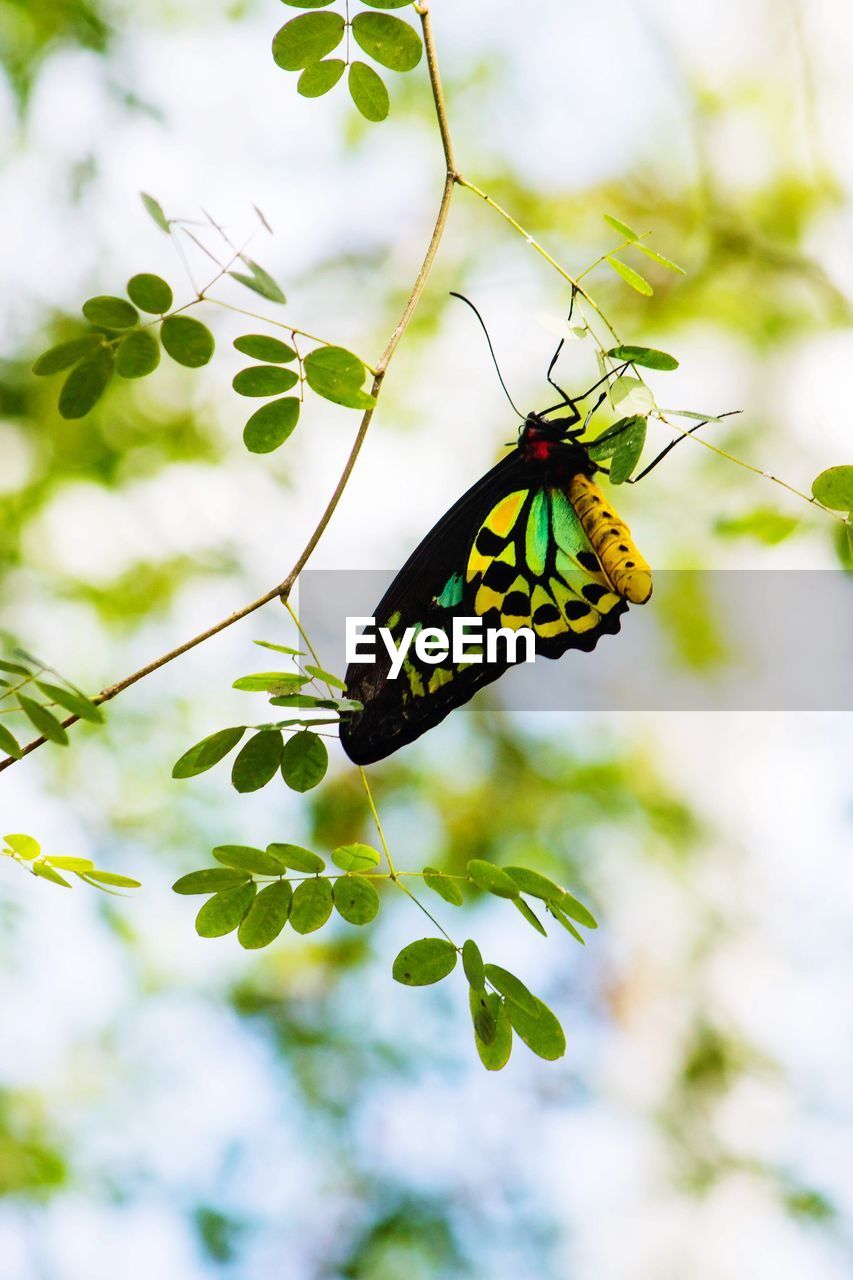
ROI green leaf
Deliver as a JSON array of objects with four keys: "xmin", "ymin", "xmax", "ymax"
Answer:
[
  {"xmin": 32, "ymin": 335, "xmax": 102, "ymax": 376},
  {"xmin": 172, "ymin": 726, "xmax": 246, "ymax": 778},
  {"xmin": 82, "ymin": 295, "xmax": 139, "ymax": 329},
  {"xmin": 360, "ymin": 0, "xmax": 416, "ymax": 7},
  {"xmin": 483, "ymin": 963, "xmax": 539, "ymax": 1016},
  {"xmin": 229, "ymin": 258, "xmax": 287, "ymax": 305},
  {"xmin": 17, "ymin": 695, "xmax": 68, "ymax": 745},
  {"xmin": 332, "ymin": 842, "xmax": 381, "ymax": 872},
  {"xmin": 213, "ymin": 844, "xmax": 289, "ymax": 876},
  {"xmin": 392, "ymin": 937, "xmax": 457, "ymax": 986},
  {"xmin": 160, "ymin": 315, "xmax": 215, "ymax": 368},
  {"xmin": 267, "ymin": 843, "xmax": 325, "ymax": 873},
  {"xmin": 232, "ymin": 365, "xmax": 299, "ymax": 397},
  {"xmin": 280, "ymin": 730, "xmax": 328, "ymax": 792},
  {"xmin": 282, "ymin": 0, "xmax": 336, "ymax": 6},
  {"xmin": 351, "ymin": 12, "xmax": 423, "ymax": 72},
  {"xmin": 586, "ymin": 416, "xmax": 636, "ymax": 460},
  {"xmin": 253, "ymin": 640, "xmax": 305, "ymax": 655},
  {"xmin": 468, "ymin": 986, "xmax": 496, "ymax": 1044},
  {"xmin": 423, "ymin": 866, "xmax": 464, "ymax": 905},
  {"xmin": 233, "ymin": 334, "xmax": 297, "ymax": 363},
  {"xmin": 303, "ymin": 346, "xmax": 374, "ymax": 409},
  {"xmin": 513, "ymin": 897, "xmax": 547, "ymax": 935},
  {"xmin": 348, "ymin": 61, "xmax": 390, "ymax": 122},
  {"xmin": 46, "ymin": 856, "xmax": 94, "ymax": 872},
  {"xmin": 126, "ymin": 273, "xmax": 173, "ymax": 314},
  {"xmin": 605, "ymin": 257, "xmax": 653, "ymax": 296},
  {"xmin": 269, "ymin": 693, "xmax": 361, "ymax": 710},
  {"xmin": 462, "ymin": 939, "xmax": 485, "ymax": 989},
  {"xmin": 506, "ymin": 996, "xmax": 566, "ymax": 1060},
  {"xmin": 558, "ymin": 890, "xmax": 598, "ymax": 929},
  {"xmin": 0, "ymin": 725, "xmax": 23, "ymax": 759},
  {"xmin": 238, "ymin": 879, "xmax": 292, "ymax": 948},
  {"xmin": 289, "ymin": 876, "xmax": 333, "ymax": 933},
  {"xmin": 610, "ymin": 377, "xmax": 654, "ymax": 415},
  {"xmin": 466, "ymin": 858, "xmax": 519, "ymax": 900},
  {"xmin": 58, "ymin": 346, "xmax": 114, "ymax": 419},
  {"xmin": 115, "ymin": 330, "xmax": 161, "ymax": 379},
  {"xmin": 303, "ymin": 664, "xmax": 346, "ymax": 690},
  {"xmin": 3, "ymin": 833, "xmax": 40, "ymax": 859},
  {"xmin": 609, "ymin": 416, "xmax": 647, "ymax": 485},
  {"xmin": 231, "ymin": 729, "xmax": 284, "ymax": 793},
  {"xmin": 472, "ymin": 993, "xmax": 512, "ymax": 1070},
  {"xmin": 141, "ymin": 191, "xmax": 170, "ymax": 233},
  {"xmin": 32, "ymin": 860, "xmax": 71, "ymax": 887},
  {"xmin": 333, "ymin": 875, "xmax": 380, "ymax": 925},
  {"xmin": 635, "ymin": 243, "xmax": 686, "ymax": 274},
  {"xmin": 812, "ymin": 466, "xmax": 853, "ymax": 511},
  {"xmin": 85, "ymin": 870, "xmax": 141, "ymax": 888},
  {"xmin": 715, "ymin": 508, "xmax": 799, "ymax": 545},
  {"xmin": 34, "ymin": 681, "xmax": 104, "ymax": 723},
  {"xmin": 272, "ymin": 11, "xmax": 345, "ymax": 70},
  {"xmin": 172, "ymin": 867, "xmax": 252, "ymax": 894},
  {"xmin": 195, "ymin": 881, "xmax": 257, "ymax": 938},
  {"xmin": 607, "ymin": 345, "xmax": 679, "ymax": 371},
  {"xmin": 603, "ymin": 213, "xmax": 639, "ymax": 241},
  {"xmin": 298, "ymin": 57, "xmax": 346, "ymax": 97},
  {"xmin": 243, "ymin": 398, "xmax": 300, "ymax": 453},
  {"xmin": 549, "ymin": 904, "xmax": 585, "ymax": 944},
  {"xmin": 232, "ymin": 672, "xmax": 308, "ymax": 693},
  {"xmin": 0, "ymin": 660, "xmax": 31, "ymax": 675},
  {"xmin": 504, "ymin": 865, "xmax": 564, "ymax": 903}
]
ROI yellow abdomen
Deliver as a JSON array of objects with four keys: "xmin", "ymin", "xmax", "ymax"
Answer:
[{"xmin": 568, "ymin": 474, "xmax": 652, "ymax": 604}]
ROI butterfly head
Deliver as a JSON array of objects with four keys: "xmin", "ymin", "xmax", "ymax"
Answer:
[{"xmin": 518, "ymin": 412, "xmax": 590, "ymax": 465}]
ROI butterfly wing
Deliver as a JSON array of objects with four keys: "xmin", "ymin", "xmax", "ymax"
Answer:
[{"xmin": 340, "ymin": 454, "xmax": 644, "ymax": 765}]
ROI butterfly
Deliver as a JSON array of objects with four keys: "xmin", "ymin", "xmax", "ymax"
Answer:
[{"xmin": 340, "ymin": 299, "xmax": 692, "ymax": 766}]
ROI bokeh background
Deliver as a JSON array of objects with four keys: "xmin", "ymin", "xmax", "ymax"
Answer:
[{"xmin": 1, "ymin": 0, "xmax": 852, "ymax": 1276}]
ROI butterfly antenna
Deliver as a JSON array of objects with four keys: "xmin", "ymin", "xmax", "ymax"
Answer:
[{"xmin": 450, "ymin": 291, "xmax": 524, "ymax": 420}]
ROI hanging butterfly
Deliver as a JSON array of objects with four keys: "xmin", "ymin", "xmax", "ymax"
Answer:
[{"xmin": 340, "ymin": 295, "xmax": 704, "ymax": 766}]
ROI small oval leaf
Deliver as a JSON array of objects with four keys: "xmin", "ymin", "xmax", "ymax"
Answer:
[
  {"xmin": 233, "ymin": 334, "xmax": 297, "ymax": 363},
  {"xmin": 392, "ymin": 937, "xmax": 457, "ymax": 986},
  {"xmin": 280, "ymin": 730, "xmax": 328, "ymax": 792},
  {"xmin": 173, "ymin": 867, "xmax": 252, "ymax": 895},
  {"xmin": 232, "ymin": 365, "xmax": 298, "ymax": 397},
  {"xmin": 243, "ymin": 397, "xmax": 300, "ymax": 453},
  {"xmin": 348, "ymin": 61, "xmax": 390, "ymax": 122},
  {"xmin": 462, "ymin": 939, "xmax": 485, "ymax": 989},
  {"xmin": 289, "ymin": 876, "xmax": 333, "ymax": 933},
  {"xmin": 58, "ymin": 346, "xmax": 115, "ymax": 419},
  {"xmin": 172, "ymin": 726, "xmax": 246, "ymax": 778},
  {"xmin": 17, "ymin": 695, "xmax": 69, "ymax": 745},
  {"xmin": 607, "ymin": 344, "xmax": 678, "ymax": 371},
  {"xmin": 213, "ymin": 844, "xmax": 288, "ymax": 876},
  {"xmin": 333, "ymin": 875, "xmax": 380, "ymax": 925},
  {"xmin": 466, "ymin": 859, "xmax": 519, "ymax": 900},
  {"xmin": 473, "ymin": 992, "xmax": 512, "ymax": 1071},
  {"xmin": 238, "ymin": 879, "xmax": 292, "ymax": 948},
  {"xmin": 116, "ymin": 329, "xmax": 160, "ymax": 379},
  {"xmin": 506, "ymin": 996, "xmax": 566, "ymax": 1061},
  {"xmin": 298, "ymin": 57, "xmax": 346, "ymax": 97},
  {"xmin": 126, "ymin": 273, "xmax": 173, "ymax": 314},
  {"xmin": 82, "ymin": 295, "xmax": 139, "ymax": 329},
  {"xmin": 812, "ymin": 466, "xmax": 853, "ymax": 511},
  {"xmin": 160, "ymin": 315, "xmax": 215, "ymax": 368},
  {"xmin": 267, "ymin": 843, "xmax": 324, "ymax": 873},
  {"xmin": 33, "ymin": 335, "xmax": 102, "ymax": 376},
  {"xmin": 331, "ymin": 842, "xmax": 381, "ymax": 872},
  {"xmin": 423, "ymin": 866, "xmax": 464, "ymax": 905},
  {"xmin": 483, "ymin": 963, "xmax": 539, "ymax": 1016},
  {"xmin": 272, "ymin": 12, "xmax": 345, "ymax": 71},
  {"xmin": 195, "ymin": 881, "xmax": 257, "ymax": 938},
  {"xmin": 231, "ymin": 729, "xmax": 284, "ymax": 793},
  {"xmin": 351, "ymin": 11, "xmax": 422, "ymax": 72}
]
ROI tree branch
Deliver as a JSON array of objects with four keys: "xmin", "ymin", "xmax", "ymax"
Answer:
[{"xmin": 0, "ymin": 4, "xmax": 457, "ymax": 777}]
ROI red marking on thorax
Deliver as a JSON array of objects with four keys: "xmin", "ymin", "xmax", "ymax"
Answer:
[{"xmin": 527, "ymin": 439, "xmax": 551, "ymax": 461}]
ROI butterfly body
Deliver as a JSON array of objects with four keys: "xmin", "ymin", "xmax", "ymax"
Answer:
[{"xmin": 340, "ymin": 411, "xmax": 651, "ymax": 765}]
